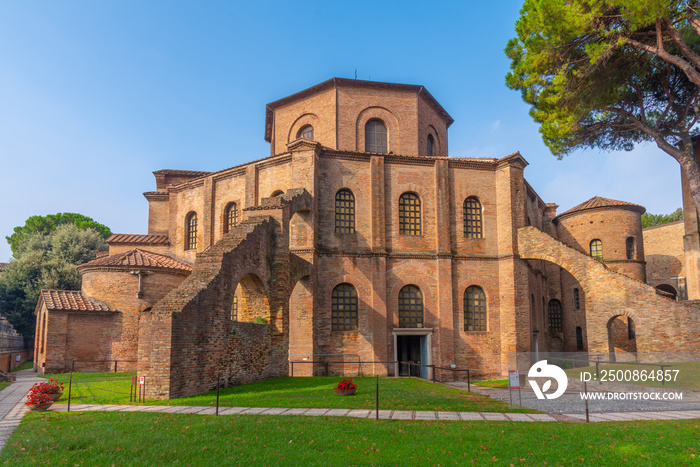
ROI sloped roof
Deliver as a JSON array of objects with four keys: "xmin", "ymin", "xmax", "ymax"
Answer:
[
  {"xmin": 106, "ymin": 233, "xmax": 170, "ymax": 245},
  {"xmin": 77, "ymin": 248, "xmax": 192, "ymax": 274},
  {"xmin": 556, "ymin": 196, "xmax": 646, "ymax": 219},
  {"xmin": 40, "ymin": 290, "xmax": 116, "ymax": 312}
]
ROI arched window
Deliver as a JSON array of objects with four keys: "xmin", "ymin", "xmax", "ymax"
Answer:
[
  {"xmin": 573, "ymin": 288, "xmax": 580, "ymax": 310},
  {"xmin": 399, "ymin": 192, "xmax": 421, "ymax": 235},
  {"xmin": 576, "ymin": 326, "xmax": 584, "ymax": 350},
  {"xmin": 185, "ymin": 212, "xmax": 197, "ymax": 250},
  {"xmin": 271, "ymin": 190, "xmax": 284, "ymax": 197},
  {"xmin": 463, "ymin": 197, "xmax": 483, "ymax": 238},
  {"xmin": 548, "ymin": 299, "xmax": 562, "ymax": 332},
  {"xmin": 590, "ymin": 239, "xmax": 603, "ymax": 260},
  {"xmin": 365, "ymin": 119, "xmax": 387, "ymax": 153},
  {"xmin": 297, "ymin": 125, "xmax": 314, "ymax": 140},
  {"xmin": 231, "ymin": 295, "xmax": 238, "ymax": 321},
  {"xmin": 335, "ymin": 189, "xmax": 355, "ymax": 233},
  {"xmin": 224, "ymin": 202, "xmax": 238, "ymax": 234},
  {"xmin": 427, "ymin": 134, "xmax": 434, "ymax": 157},
  {"xmin": 464, "ymin": 286, "xmax": 486, "ymax": 331},
  {"xmin": 398, "ymin": 285, "xmax": 423, "ymax": 328},
  {"xmin": 628, "ymin": 318, "xmax": 636, "ymax": 339},
  {"xmin": 626, "ymin": 237, "xmax": 635, "ymax": 260},
  {"xmin": 331, "ymin": 283, "xmax": 358, "ymax": 331}
]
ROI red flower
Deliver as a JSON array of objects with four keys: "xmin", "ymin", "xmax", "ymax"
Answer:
[
  {"xmin": 335, "ymin": 378, "xmax": 357, "ymax": 390},
  {"xmin": 26, "ymin": 392, "xmax": 52, "ymax": 405}
]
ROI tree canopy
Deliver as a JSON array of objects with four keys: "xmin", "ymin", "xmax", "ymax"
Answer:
[
  {"xmin": 0, "ymin": 224, "xmax": 108, "ymax": 338},
  {"xmin": 506, "ymin": 0, "xmax": 700, "ymax": 210},
  {"xmin": 641, "ymin": 206, "xmax": 684, "ymax": 227},
  {"xmin": 6, "ymin": 213, "xmax": 111, "ymax": 258}
]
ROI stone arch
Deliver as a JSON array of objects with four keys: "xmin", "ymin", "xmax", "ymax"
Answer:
[
  {"xmin": 237, "ymin": 273, "xmax": 271, "ymax": 323},
  {"xmin": 287, "ymin": 113, "xmax": 320, "ymax": 143},
  {"xmin": 355, "ymin": 106, "xmax": 401, "ymax": 154},
  {"xmin": 426, "ymin": 124, "xmax": 441, "ymax": 156},
  {"xmin": 655, "ymin": 283, "xmax": 677, "ymax": 300},
  {"xmin": 607, "ymin": 314, "xmax": 637, "ymax": 361}
]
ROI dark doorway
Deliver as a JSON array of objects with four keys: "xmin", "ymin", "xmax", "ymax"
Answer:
[{"xmin": 398, "ymin": 335, "xmax": 421, "ymax": 376}]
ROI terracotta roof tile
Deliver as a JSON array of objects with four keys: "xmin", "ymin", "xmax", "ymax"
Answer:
[
  {"xmin": 106, "ymin": 234, "xmax": 170, "ymax": 245},
  {"xmin": 152, "ymin": 169, "xmax": 212, "ymax": 177},
  {"xmin": 40, "ymin": 290, "xmax": 116, "ymax": 312},
  {"xmin": 78, "ymin": 248, "xmax": 192, "ymax": 273},
  {"xmin": 557, "ymin": 196, "xmax": 645, "ymax": 218}
]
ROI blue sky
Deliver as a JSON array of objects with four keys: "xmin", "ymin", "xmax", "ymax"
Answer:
[{"xmin": 0, "ymin": 1, "xmax": 683, "ymax": 262}]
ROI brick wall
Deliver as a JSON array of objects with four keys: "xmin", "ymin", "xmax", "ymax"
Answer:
[
  {"xmin": 0, "ymin": 349, "xmax": 33, "ymax": 373},
  {"xmin": 644, "ymin": 220, "xmax": 686, "ymax": 298}
]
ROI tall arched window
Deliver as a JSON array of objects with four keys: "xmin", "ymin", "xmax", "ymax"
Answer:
[
  {"xmin": 297, "ymin": 125, "xmax": 314, "ymax": 140},
  {"xmin": 365, "ymin": 119, "xmax": 387, "ymax": 153},
  {"xmin": 224, "ymin": 202, "xmax": 238, "ymax": 234},
  {"xmin": 427, "ymin": 134, "xmax": 434, "ymax": 156},
  {"xmin": 463, "ymin": 197, "xmax": 483, "ymax": 238},
  {"xmin": 464, "ymin": 286, "xmax": 486, "ymax": 331},
  {"xmin": 331, "ymin": 283, "xmax": 358, "ymax": 331},
  {"xmin": 335, "ymin": 189, "xmax": 355, "ymax": 233},
  {"xmin": 399, "ymin": 192, "xmax": 421, "ymax": 235},
  {"xmin": 398, "ymin": 285, "xmax": 423, "ymax": 328},
  {"xmin": 548, "ymin": 299, "xmax": 563, "ymax": 332},
  {"xmin": 573, "ymin": 288, "xmax": 580, "ymax": 310},
  {"xmin": 185, "ymin": 212, "xmax": 197, "ymax": 250},
  {"xmin": 576, "ymin": 326, "xmax": 584, "ymax": 350},
  {"xmin": 626, "ymin": 237, "xmax": 635, "ymax": 260},
  {"xmin": 590, "ymin": 239, "xmax": 603, "ymax": 260}
]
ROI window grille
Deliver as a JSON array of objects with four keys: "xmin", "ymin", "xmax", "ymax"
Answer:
[
  {"xmin": 626, "ymin": 237, "xmax": 635, "ymax": 260},
  {"xmin": 331, "ymin": 283, "xmax": 358, "ymax": 331},
  {"xmin": 335, "ymin": 189, "xmax": 355, "ymax": 233},
  {"xmin": 186, "ymin": 212, "xmax": 197, "ymax": 250},
  {"xmin": 298, "ymin": 125, "xmax": 314, "ymax": 140},
  {"xmin": 464, "ymin": 197, "xmax": 483, "ymax": 238},
  {"xmin": 398, "ymin": 285, "xmax": 423, "ymax": 328},
  {"xmin": 573, "ymin": 288, "xmax": 580, "ymax": 310},
  {"xmin": 548, "ymin": 299, "xmax": 563, "ymax": 332},
  {"xmin": 365, "ymin": 119, "xmax": 387, "ymax": 153},
  {"xmin": 590, "ymin": 239, "xmax": 603, "ymax": 260},
  {"xmin": 231, "ymin": 296, "xmax": 238, "ymax": 321},
  {"xmin": 224, "ymin": 202, "xmax": 238, "ymax": 233},
  {"xmin": 464, "ymin": 286, "xmax": 486, "ymax": 331},
  {"xmin": 399, "ymin": 192, "xmax": 421, "ymax": 235}
]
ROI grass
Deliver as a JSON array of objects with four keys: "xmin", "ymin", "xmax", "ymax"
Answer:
[
  {"xmin": 11, "ymin": 360, "xmax": 33, "ymax": 372},
  {"xmin": 0, "ymin": 382, "xmax": 9, "ymax": 392},
  {"xmin": 473, "ymin": 379, "xmax": 509, "ymax": 389},
  {"xmin": 1, "ymin": 411, "xmax": 698, "ymax": 465},
  {"xmin": 40, "ymin": 373, "xmax": 536, "ymax": 413},
  {"xmin": 565, "ymin": 361, "xmax": 700, "ymax": 391}
]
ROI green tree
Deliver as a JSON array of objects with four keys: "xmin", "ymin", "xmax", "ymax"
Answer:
[
  {"xmin": 506, "ymin": 1, "xmax": 700, "ymax": 211},
  {"xmin": 0, "ymin": 224, "xmax": 108, "ymax": 337},
  {"xmin": 641, "ymin": 206, "xmax": 684, "ymax": 227},
  {"xmin": 6, "ymin": 213, "xmax": 111, "ymax": 258}
]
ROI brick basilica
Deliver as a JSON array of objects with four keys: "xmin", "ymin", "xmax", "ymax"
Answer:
[{"xmin": 33, "ymin": 78, "xmax": 700, "ymax": 398}]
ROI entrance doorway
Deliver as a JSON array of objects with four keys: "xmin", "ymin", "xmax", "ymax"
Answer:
[{"xmin": 397, "ymin": 335, "xmax": 428, "ymax": 378}]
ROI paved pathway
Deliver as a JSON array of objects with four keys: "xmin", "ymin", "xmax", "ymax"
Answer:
[{"xmin": 0, "ymin": 369, "xmax": 43, "ymax": 452}]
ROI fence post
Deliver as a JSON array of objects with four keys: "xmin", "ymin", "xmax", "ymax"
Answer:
[
  {"xmin": 114, "ymin": 361, "xmax": 118, "ymax": 373},
  {"xmin": 290, "ymin": 361, "xmax": 294, "ymax": 377},
  {"xmin": 67, "ymin": 362, "xmax": 74, "ymax": 412},
  {"xmin": 467, "ymin": 370, "xmax": 470, "ymax": 393},
  {"xmin": 432, "ymin": 366, "xmax": 436, "ymax": 384},
  {"xmin": 375, "ymin": 375, "xmax": 379, "ymax": 420},
  {"xmin": 216, "ymin": 375, "xmax": 220, "ymax": 416}
]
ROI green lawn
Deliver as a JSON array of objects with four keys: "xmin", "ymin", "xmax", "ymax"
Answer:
[
  {"xmin": 473, "ymin": 379, "xmax": 509, "ymax": 389},
  {"xmin": 565, "ymin": 361, "xmax": 700, "ymax": 391},
  {"xmin": 0, "ymin": 382, "xmax": 9, "ymax": 392},
  {"xmin": 40, "ymin": 373, "xmax": 535, "ymax": 413},
  {"xmin": 11, "ymin": 360, "xmax": 33, "ymax": 372},
  {"xmin": 1, "ymin": 411, "xmax": 697, "ymax": 465}
]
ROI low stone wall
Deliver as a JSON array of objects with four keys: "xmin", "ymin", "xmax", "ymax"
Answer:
[{"xmin": 0, "ymin": 349, "xmax": 33, "ymax": 373}]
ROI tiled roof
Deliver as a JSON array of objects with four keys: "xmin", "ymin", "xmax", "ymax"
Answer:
[
  {"xmin": 557, "ymin": 196, "xmax": 646, "ymax": 218},
  {"xmin": 78, "ymin": 248, "xmax": 192, "ymax": 273},
  {"xmin": 106, "ymin": 233, "xmax": 170, "ymax": 245},
  {"xmin": 40, "ymin": 290, "xmax": 116, "ymax": 312},
  {"xmin": 153, "ymin": 169, "xmax": 211, "ymax": 177}
]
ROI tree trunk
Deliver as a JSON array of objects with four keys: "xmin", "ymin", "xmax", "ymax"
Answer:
[{"xmin": 674, "ymin": 145, "xmax": 700, "ymax": 216}]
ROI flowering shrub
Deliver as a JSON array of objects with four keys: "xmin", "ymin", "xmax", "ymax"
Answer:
[
  {"xmin": 30, "ymin": 378, "xmax": 64, "ymax": 395},
  {"xmin": 335, "ymin": 378, "xmax": 357, "ymax": 391},
  {"xmin": 26, "ymin": 392, "xmax": 53, "ymax": 405}
]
